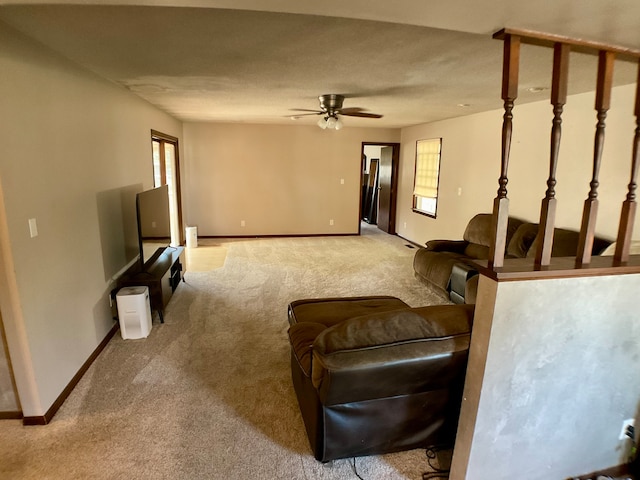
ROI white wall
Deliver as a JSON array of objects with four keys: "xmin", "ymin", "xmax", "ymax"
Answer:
[
  {"xmin": 182, "ymin": 123, "xmax": 400, "ymax": 236},
  {"xmin": 0, "ymin": 21, "xmax": 182, "ymax": 416},
  {"xmin": 363, "ymin": 145, "xmax": 383, "ymax": 173},
  {"xmin": 452, "ymin": 273, "xmax": 640, "ymax": 479},
  {"xmin": 398, "ymin": 82, "xmax": 639, "ymax": 245}
]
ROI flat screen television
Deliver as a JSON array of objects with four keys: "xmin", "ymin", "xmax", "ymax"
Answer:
[{"xmin": 136, "ymin": 185, "xmax": 172, "ymax": 266}]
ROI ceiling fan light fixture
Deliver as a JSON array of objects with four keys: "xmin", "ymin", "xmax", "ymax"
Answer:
[{"xmin": 301, "ymin": 94, "xmax": 381, "ymax": 130}]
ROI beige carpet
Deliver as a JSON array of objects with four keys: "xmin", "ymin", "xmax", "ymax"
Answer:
[
  {"xmin": 0, "ymin": 225, "xmax": 451, "ymax": 479},
  {"xmin": 185, "ymin": 243, "xmax": 228, "ymax": 272}
]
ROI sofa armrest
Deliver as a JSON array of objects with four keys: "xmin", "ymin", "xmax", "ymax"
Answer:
[
  {"xmin": 311, "ymin": 304, "xmax": 474, "ymax": 405},
  {"xmin": 425, "ymin": 239, "xmax": 468, "ymax": 253}
]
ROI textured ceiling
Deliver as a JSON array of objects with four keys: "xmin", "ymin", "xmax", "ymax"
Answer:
[{"xmin": 1, "ymin": 1, "xmax": 639, "ymax": 128}]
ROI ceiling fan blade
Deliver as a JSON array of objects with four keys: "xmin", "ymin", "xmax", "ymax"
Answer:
[
  {"xmin": 286, "ymin": 112, "xmax": 322, "ymax": 118},
  {"xmin": 290, "ymin": 108, "xmax": 323, "ymax": 113},
  {"xmin": 341, "ymin": 112, "xmax": 383, "ymax": 119},
  {"xmin": 336, "ymin": 107, "xmax": 365, "ymax": 114}
]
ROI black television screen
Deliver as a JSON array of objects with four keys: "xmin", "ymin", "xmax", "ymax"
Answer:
[{"xmin": 136, "ymin": 185, "xmax": 171, "ymax": 265}]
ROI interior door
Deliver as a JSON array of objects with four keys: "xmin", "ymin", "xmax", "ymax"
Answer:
[{"xmin": 377, "ymin": 146, "xmax": 395, "ymax": 233}]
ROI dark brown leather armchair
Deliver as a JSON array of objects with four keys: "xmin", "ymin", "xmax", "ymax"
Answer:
[{"xmin": 287, "ymin": 296, "xmax": 474, "ymax": 462}]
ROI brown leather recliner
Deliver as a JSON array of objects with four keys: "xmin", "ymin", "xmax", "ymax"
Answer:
[
  {"xmin": 287, "ymin": 296, "xmax": 474, "ymax": 462},
  {"xmin": 413, "ymin": 213, "xmax": 525, "ymax": 297},
  {"xmin": 414, "ymin": 213, "xmax": 613, "ymax": 303}
]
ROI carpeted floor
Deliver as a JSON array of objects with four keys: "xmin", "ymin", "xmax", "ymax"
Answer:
[{"xmin": 0, "ymin": 224, "xmax": 452, "ymax": 479}]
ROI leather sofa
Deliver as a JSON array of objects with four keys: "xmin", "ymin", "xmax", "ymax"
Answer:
[
  {"xmin": 413, "ymin": 213, "xmax": 613, "ymax": 302},
  {"xmin": 287, "ymin": 296, "xmax": 474, "ymax": 462}
]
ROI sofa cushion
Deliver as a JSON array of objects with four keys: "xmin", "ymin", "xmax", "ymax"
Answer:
[
  {"xmin": 315, "ymin": 304, "xmax": 473, "ymax": 355},
  {"xmin": 463, "ymin": 243, "xmax": 490, "ymax": 260},
  {"xmin": 413, "ymin": 249, "xmax": 470, "ymax": 293},
  {"xmin": 462, "ymin": 214, "xmax": 525, "ymax": 259},
  {"xmin": 526, "ymin": 228, "xmax": 612, "ymax": 258},
  {"xmin": 462, "ymin": 213, "xmax": 494, "ymax": 247},
  {"xmin": 425, "ymin": 239, "xmax": 467, "ymax": 253},
  {"xmin": 311, "ymin": 304, "xmax": 474, "ymax": 404},
  {"xmin": 288, "ymin": 296, "xmax": 409, "ymax": 328},
  {"xmin": 507, "ymin": 223, "xmax": 539, "ymax": 258},
  {"xmin": 288, "ymin": 296, "xmax": 411, "ymax": 377}
]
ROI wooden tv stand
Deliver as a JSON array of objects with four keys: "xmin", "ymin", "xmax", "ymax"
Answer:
[{"xmin": 117, "ymin": 246, "xmax": 185, "ymax": 323}]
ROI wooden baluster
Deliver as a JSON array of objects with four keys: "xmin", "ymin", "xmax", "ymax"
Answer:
[
  {"xmin": 489, "ymin": 34, "xmax": 520, "ymax": 268},
  {"xmin": 535, "ymin": 43, "xmax": 570, "ymax": 266},
  {"xmin": 614, "ymin": 59, "xmax": 640, "ymax": 262},
  {"xmin": 576, "ymin": 50, "xmax": 615, "ymax": 265}
]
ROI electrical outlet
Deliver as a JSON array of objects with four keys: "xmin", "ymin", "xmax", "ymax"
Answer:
[
  {"xmin": 240, "ymin": 220, "xmax": 246, "ymax": 227},
  {"xmin": 620, "ymin": 418, "xmax": 635, "ymax": 440},
  {"xmin": 329, "ymin": 219, "xmax": 334, "ymax": 226},
  {"xmin": 28, "ymin": 218, "xmax": 38, "ymax": 238}
]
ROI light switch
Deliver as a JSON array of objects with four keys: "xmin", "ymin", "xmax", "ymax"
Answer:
[{"xmin": 28, "ymin": 218, "xmax": 38, "ymax": 238}]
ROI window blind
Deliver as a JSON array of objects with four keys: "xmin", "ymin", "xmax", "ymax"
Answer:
[{"xmin": 413, "ymin": 138, "xmax": 441, "ymax": 198}]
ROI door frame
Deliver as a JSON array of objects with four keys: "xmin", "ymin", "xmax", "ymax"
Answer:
[
  {"xmin": 359, "ymin": 142, "xmax": 400, "ymax": 235},
  {"xmin": 151, "ymin": 130, "xmax": 184, "ymax": 245}
]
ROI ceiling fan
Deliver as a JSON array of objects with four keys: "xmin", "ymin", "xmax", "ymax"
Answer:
[{"xmin": 290, "ymin": 94, "xmax": 383, "ymax": 130}]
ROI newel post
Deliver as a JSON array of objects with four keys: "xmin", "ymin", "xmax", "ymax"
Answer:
[{"xmin": 489, "ymin": 33, "xmax": 520, "ymax": 268}]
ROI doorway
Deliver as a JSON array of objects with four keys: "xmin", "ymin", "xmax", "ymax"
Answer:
[
  {"xmin": 151, "ymin": 130, "xmax": 184, "ymax": 246},
  {"xmin": 360, "ymin": 143, "xmax": 400, "ymax": 234}
]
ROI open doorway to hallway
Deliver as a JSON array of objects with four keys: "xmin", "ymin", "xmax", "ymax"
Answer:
[{"xmin": 360, "ymin": 142, "xmax": 400, "ymax": 235}]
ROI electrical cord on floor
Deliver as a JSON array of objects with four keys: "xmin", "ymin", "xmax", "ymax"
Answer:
[
  {"xmin": 349, "ymin": 444, "xmax": 451, "ymax": 480},
  {"xmin": 422, "ymin": 445, "xmax": 451, "ymax": 480},
  {"xmin": 351, "ymin": 457, "xmax": 365, "ymax": 480}
]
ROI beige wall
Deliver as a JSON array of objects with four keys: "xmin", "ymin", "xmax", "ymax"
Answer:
[
  {"xmin": 0, "ymin": 21, "xmax": 182, "ymax": 416},
  {"xmin": 398, "ymin": 82, "xmax": 639, "ymax": 245},
  {"xmin": 2, "ymin": 9, "xmax": 636, "ymax": 421},
  {"xmin": 183, "ymin": 123, "xmax": 400, "ymax": 235}
]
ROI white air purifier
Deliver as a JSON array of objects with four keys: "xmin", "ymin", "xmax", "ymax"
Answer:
[
  {"xmin": 186, "ymin": 225, "xmax": 198, "ymax": 248},
  {"xmin": 116, "ymin": 286, "xmax": 152, "ymax": 340}
]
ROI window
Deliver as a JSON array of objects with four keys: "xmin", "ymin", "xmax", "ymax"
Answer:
[{"xmin": 413, "ymin": 138, "xmax": 442, "ymax": 218}]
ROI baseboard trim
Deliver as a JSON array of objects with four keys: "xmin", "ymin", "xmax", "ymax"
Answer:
[
  {"xmin": 22, "ymin": 322, "xmax": 119, "ymax": 426},
  {"xmin": 199, "ymin": 233, "xmax": 357, "ymax": 239},
  {"xmin": 22, "ymin": 414, "xmax": 46, "ymax": 426},
  {"xmin": 0, "ymin": 411, "xmax": 23, "ymax": 420},
  {"xmin": 396, "ymin": 233, "xmax": 422, "ymax": 248}
]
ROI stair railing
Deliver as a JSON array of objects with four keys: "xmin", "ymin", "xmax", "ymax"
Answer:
[{"xmin": 488, "ymin": 29, "xmax": 640, "ymax": 272}]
